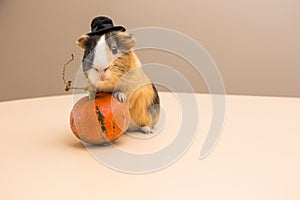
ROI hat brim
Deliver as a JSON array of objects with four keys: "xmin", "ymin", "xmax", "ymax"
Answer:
[{"xmin": 86, "ymin": 26, "xmax": 126, "ymax": 36}]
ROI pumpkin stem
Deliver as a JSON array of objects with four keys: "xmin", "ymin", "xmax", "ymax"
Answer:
[{"xmin": 62, "ymin": 54, "xmax": 88, "ymax": 92}]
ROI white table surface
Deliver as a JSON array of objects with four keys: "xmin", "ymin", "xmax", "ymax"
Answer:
[{"xmin": 0, "ymin": 92, "xmax": 299, "ymax": 199}]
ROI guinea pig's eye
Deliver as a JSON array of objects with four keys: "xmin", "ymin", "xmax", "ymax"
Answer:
[{"xmin": 111, "ymin": 46, "xmax": 118, "ymax": 54}]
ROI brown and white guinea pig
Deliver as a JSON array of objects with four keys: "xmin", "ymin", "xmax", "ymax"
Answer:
[{"xmin": 76, "ymin": 31, "xmax": 160, "ymax": 133}]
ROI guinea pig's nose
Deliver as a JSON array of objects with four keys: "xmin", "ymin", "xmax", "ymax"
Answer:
[{"xmin": 100, "ymin": 68, "xmax": 111, "ymax": 81}]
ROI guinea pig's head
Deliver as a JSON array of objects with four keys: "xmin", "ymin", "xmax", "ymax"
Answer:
[
  {"xmin": 76, "ymin": 31, "xmax": 136, "ymax": 88},
  {"xmin": 77, "ymin": 31, "xmax": 135, "ymax": 73}
]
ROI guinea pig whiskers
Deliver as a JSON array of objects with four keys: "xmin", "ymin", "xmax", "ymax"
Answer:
[{"xmin": 92, "ymin": 67, "xmax": 99, "ymax": 73}]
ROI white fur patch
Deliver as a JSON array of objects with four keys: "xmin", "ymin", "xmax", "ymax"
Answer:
[
  {"xmin": 87, "ymin": 68, "xmax": 99, "ymax": 86},
  {"xmin": 93, "ymin": 35, "xmax": 108, "ymax": 71}
]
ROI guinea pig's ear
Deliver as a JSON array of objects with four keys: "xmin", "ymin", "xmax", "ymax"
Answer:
[
  {"xmin": 118, "ymin": 32, "xmax": 136, "ymax": 51},
  {"xmin": 76, "ymin": 35, "xmax": 90, "ymax": 49}
]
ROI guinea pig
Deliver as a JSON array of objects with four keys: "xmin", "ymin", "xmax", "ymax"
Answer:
[{"xmin": 77, "ymin": 31, "xmax": 160, "ymax": 133}]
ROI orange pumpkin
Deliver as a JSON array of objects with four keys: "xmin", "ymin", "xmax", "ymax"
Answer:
[{"xmin": 70, "ymin": 93, "xmax": 130, "ymax": 145}]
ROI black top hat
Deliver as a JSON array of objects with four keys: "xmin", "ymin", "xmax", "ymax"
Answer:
[{"xmin": 87, "ymin": 16, "xmax": 126, "ymax": 36}]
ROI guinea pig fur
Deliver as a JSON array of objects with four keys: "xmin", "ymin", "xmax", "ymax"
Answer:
[{"xmin": 77, "ymin": 31, "xmax": 160, "ymax": 133}]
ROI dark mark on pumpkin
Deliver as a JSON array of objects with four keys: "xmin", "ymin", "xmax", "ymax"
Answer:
[
  {"xmin": 95, "ymin": 106, "xmax": 107, "ymax": 133},
  {"xmin": 113, "ymin": 121, "xmax": 116, "ymax": 135}
]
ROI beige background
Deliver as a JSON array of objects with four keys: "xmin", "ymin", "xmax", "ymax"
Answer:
[{"xmin": 0, "ymin": 0, "xmax": 300, "ymax": 101}]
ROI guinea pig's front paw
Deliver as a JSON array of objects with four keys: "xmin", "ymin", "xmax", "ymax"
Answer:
[
  {"xmin": 141, "ymin": 126, "xmax": 154, "ymax": 134},
  {"xmin": 113, "ymin": 91, "xmax": 127, "ymax": 102}
]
